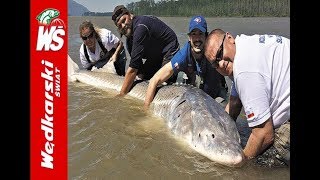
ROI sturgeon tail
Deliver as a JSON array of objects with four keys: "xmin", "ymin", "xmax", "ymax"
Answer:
[{"xmin": 68, "ymin": 54, "xmax": 80, "ymax": 82}]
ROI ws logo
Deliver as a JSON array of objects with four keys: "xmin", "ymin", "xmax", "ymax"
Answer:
[{"xmin": 36, "ymin": 8, "xmax": 65, "ymax": 51}]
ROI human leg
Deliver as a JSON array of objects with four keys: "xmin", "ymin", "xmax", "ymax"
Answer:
[
  {"xmin": 114, "ymin": 49, "xmax": 127, "ymax": 76},
  {"xmin": 274, "ymin": 121, "xmax": 290, "ymax": 165}
]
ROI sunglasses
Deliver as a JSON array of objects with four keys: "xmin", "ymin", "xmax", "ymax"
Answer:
[
  {"xmin": 81, "ymin": 31, "xmax": 94, "ymax": 41},
  {"xmin": 210, "ymin": 34, "xmax": 226, "ymax": 69}
]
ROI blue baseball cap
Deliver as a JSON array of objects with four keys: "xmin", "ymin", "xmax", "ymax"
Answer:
[{"xmin": 189, "ymin": 15, "xmax": 207, "ymax": 33}]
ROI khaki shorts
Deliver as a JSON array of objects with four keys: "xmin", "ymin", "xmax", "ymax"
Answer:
[{"xmin": 273, "ymin": 121, "xmax": 290, "ymax": 165}]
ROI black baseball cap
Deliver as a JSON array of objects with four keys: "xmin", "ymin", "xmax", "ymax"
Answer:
[{"xmin": 112, "ymin": 5, "xmax": 129, "ymax": 24}]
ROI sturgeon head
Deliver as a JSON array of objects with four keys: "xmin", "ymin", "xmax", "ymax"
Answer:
[{"xmin": 152, "ymin": 85, "xmax": 244, "ymax": 167}]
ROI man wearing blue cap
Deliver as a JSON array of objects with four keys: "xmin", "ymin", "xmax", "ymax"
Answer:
[{"xmin": 144, "ymin": 15, "xmax": 227, "ymax": 109}]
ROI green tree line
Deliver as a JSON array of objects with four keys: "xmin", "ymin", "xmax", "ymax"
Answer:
[
  {"xmin": 83, "ymin": 12, "xmax": 113, "ymax": 16},
  {"xmin": 125, "ymin": 0, "xmax": 290, "ymax": 17}
]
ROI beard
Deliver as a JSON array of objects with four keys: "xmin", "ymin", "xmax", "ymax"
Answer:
[
  {"xmin": 192, "ymin": 41, "xmax": 203, "ymax": 54},
  {"xmin": 193, "ymin": 47, "xmax": 202, "ymax": 53},
  {"xmin": 118, "ymin": 23, "xmax": 132, "ymax": 37}
]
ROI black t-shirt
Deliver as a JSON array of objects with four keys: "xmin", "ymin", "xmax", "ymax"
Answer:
[{"xmin": 126, "ymin": 15, "xmax": 179, "ymax": 72}]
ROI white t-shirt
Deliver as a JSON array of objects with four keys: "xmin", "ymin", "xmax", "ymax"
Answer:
[
  {"xmin": 79, "ymin": 28, "xmax": 120, "ymax": 69},
  {"xmin": 233, "ymin": 34, "xmax": 290, "ymax": 128}
]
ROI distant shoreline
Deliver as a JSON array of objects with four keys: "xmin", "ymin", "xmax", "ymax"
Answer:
[{"xmin": 68, "ymin": 15, "xmax": 290, "ymax": 18}]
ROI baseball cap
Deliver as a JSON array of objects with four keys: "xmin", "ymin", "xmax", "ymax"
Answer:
[
  {"xmin": 112, "ymin": 5, "xmax": 129, "ymax": 24},
  {"xmin": 189, "ymin": 15, "xmax": 207, "ymax": 33}
]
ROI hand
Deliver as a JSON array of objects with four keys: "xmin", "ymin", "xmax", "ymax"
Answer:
[
  {"xmin": 98, "ymin": 61, "xmax": 116, "ymax": 74},
  {"xmin": 238, "ymin": 153, "xmax": 254, "ymax": 166},
  {"xmin": 115, "ymin": 92, "xmax": 125, "ymax": 98},
  {"xmin": 143, "ymin": 103, "xmax": 150, "ymax": 111},
  {"xmin": 109, "ymin": 55, "xmax": 117, "ymax": 63},
  {"xmin": 143, "ymin": 103, "xmax": 154, "ymax": 114},
  {"xmin": 106, "ymin": 60, "xmax": 114, "ymax": 65},
  {"xmin": 135, "ymin": 74, "xmax": 144, "ymax": 81},
  {"xmin": 108, "ymin": 57, "xmax": 115, "ymax": 63},
  {"xmin": 91, "ymin": 66, "xmax": 98, "ymax": 71}
]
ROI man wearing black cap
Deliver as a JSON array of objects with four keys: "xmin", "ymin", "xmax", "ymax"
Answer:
[
  {"xmin": 112, "ymin": 5, "xmax": 180, "ymax": 96},
  {"xmin": 144, "ymin": 15, "xmax": 228, "ymax": 109}
]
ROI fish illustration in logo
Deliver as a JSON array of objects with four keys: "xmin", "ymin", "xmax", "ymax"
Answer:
[{"xmin": 36, "ymin": 8, "xmax": 60, "ymax": 25}]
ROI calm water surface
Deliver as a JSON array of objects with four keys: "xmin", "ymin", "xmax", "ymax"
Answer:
[{"xmin": 68, "ymin": 16, "xmax": 290, "ymax": 180}]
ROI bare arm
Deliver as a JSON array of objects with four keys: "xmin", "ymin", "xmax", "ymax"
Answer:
[
  {"xmin": 243, "ymin": 118, "xmax": 275, "ymax": 159},
  {"xmin": 119, "ymin": 67, "xmax": 138, "ymax": 96},
  {"xmin": 144, "ymin": 62, "xmax": 174, "ymax": 109},
  {"xmin": 110, "ymin": 41, "xmax": 124, "ymax": 62},
  {"xmin": 225, "ymin": 95, "xmax": 242, "ymax": 121}
]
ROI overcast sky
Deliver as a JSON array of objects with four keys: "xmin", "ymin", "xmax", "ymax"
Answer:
[{"xmin": 73, "ymin": 0, "xmax": 158, "ymax": 13}]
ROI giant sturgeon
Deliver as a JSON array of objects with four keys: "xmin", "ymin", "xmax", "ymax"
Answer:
[{"xmin": 68, "ymin": 55, "xmax": 244, "ymax": 167}]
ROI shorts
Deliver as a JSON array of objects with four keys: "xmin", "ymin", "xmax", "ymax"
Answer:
[
  {"xmin": 114, "ymin": 49, "xmax": 127, "ymax": 76},
  {"xmin": 273, "ymin": 121, "xmax": 290, "ymax": 165}
]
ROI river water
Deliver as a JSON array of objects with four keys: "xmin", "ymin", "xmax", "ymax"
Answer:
[{"xmin": 68, "ymin": 16, "xmax": 290, "ymax": 180}]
